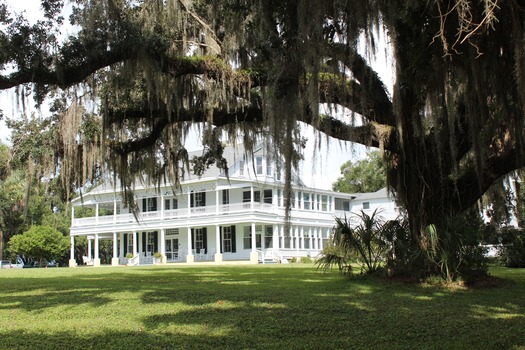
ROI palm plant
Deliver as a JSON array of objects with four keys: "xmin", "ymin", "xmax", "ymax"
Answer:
[{"xmin": 317, "ymin": 209, "xmax": 390, "ymax": 274}]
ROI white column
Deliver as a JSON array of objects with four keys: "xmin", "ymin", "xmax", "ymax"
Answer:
[
  {"xmin": 295, "ymin": 226, "xmax": 299, "ymax": 250},
  {"xmin": 273, "ymin": 224, "xmax": 279, "ymax": 249},
  {"xmin": 93, "ymin": 233, "xmax": 100, "ymax": 266},
  {"xmin": 138, "ymin": 232, "xmax": 143, "ymax": 255},
  {"xmin": 132, "ymin": 231, "xmax": 137, "ymax": 256},
  {"xmin": 250, "ymin": 222, "xmax": 258, "ymax": 263},
  {"xmin": 161, "ymin": 193, "xmax": 165, "ymax": 220},
  {"xmin": 87, "ymin": 239, "xmax": 92, "ymax": 260},
  {"xmin": 215, "ymin": 225, "xmax": 223, "ymax": 262},
  {"xmin": 250, "ymin": 186, "xmax": 254, "ymax": 210},
  {"xmin": 309, "ymin": 227, "xmax": 313, "ymax": 251},
  {"xmin": 160, "ymin": 229, "xmax": 166, "ymax": 263},
  {"xmin": 319, "ymin": 228, "xmax": 324, "ymax": 250},
  {"xmin": 113, "ymin": 199, "xmax": 117, "ymax": 224},
  {"xmin": 71, "ymin": 206, "xmax": 75, "ymax": 226},
  {"xmin": 69, "ymin": 236, "xmax": 77, "ymax": 267},
  {"xmin": 111, "ymin": 232, "xmax": 119, "ymax": 266},
  {"xmin": 216, "ymin": 188, "xmax": 220, "ymax": 214},
  {"xmin": 95, "ymin": 203, "xmax": 99, "ymax": 224},
  {"xmin": 279, "ymin": 225, "xmax": 284, "ymax": 249},
  {"xmin": 300, "ymin": 226, "xmax": 304, "ymax": 250},
  {"xmin": 186, "ymin": 228, "xmax": 194, "ymax": 263},
  {"xmin": 187, "ymin": 191, "xmax": 191, "ymax": 216},
  {"xmin": 251, "ymin": 223, "xmax": 256, "ymax": 252},
  {"xmin": 313, "ymin": 227, "xmax": 318, "ymax": 250}
]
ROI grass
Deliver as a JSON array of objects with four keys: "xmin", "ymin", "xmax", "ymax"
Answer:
[{"xmin": 0, "ymin": 264, "xmax": 524, "ymax": 350}]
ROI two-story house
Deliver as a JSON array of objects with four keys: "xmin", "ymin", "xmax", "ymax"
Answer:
[{"xmin": 68, "ymin": 143, "xmax": 398, "ymax": 267}]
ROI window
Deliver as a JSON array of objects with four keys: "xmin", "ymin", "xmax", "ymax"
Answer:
[
  {"xmin": 190, "ymin": 191, "xmax": 206, "ymax": 207},
  {"xmin": 142, "ymin": 197, "xmax": 157, "ymax": 212},
  {"xmin": 126, "ymin": 234, "xmax": 133, "ymax": 255},
  {"xmin": 243, "ymin": 226, "xmax": 262, "ymax": 249},
  {"xmin": 146, "ymin": 232, "xmax": 155, "ymax": 253},
  {"xmin": 193, "ymin": 228, "xmax": 207, "ymax": 251},
  {"xmin": 266, "ymin": 160, "xmax": 272, "ymax": 176},
  {"xmin": 165, "ymin": 199, "xmax": 171, "ymax": 210},
  {"xmin": 222, "ymin": 189, "xmax": 229, "ymax": 205},
  {"xmin": 256, "ymin": 156, "xmax": 263, "ymax": 175},
  {"xmin": 303, "ymin": 193, "xmax": 311, "ymax": 210},
  {"xmin": 265, "ymin": 226, "xmax": 273, "ymax": 248},
  {"xmin": 243, "ymin": 190, "xmax": 251, "ymax": 203},
  {"xmin": 363, "ymin": 202, "xmax": 370, "ymax": 210},
  {"xmin": 239, "ymin": 159, "xmax": 245, "ymax": 176},
  {"xmin": 166, "ymin": 228, "xmax": 179, "ymax": 236},
  {"xmin": 173, "ymin": 199, "xmax": 178, "ymax": 209},
  {"xmin": 254, "ymin": 190, "xmax": 261, "ymax": 203},
  {"xmin": 222, "ymin": 226, "xmax": 236, "ymax": 253},
  {"xmin": 263, "ymin": 189, "xmax": 272, "ymax": 204},
  {"xmin": 343, "ymin": 201, "xmax": 350, "ymax": 211},
  {"xmin": 321, "ymin": 195, "xmax": 328, "ymax": 211}
]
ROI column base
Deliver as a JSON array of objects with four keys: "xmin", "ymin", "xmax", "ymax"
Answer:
[
  {"xmin": 161, "ymin": 256, "xmax": 167, "ymax": 264},
  {"xmin": 214, "ymin": 253, "xmax": 223, "ymax": 263},
  {"xmin": 93, "ymin": 258, "xmax": 101, "ymax": 267},
  {"xmin": 250, "ymin": 251, "xmax": 258, "ymax": 264},
  {"xmin": 111, "ymin": 257, "xmax": 120, "ymax": 266},
  {"xmin": 68, "ymin": 259, "xmax": 77, "ymax": 267},
  {"xmin": 186, "ymin": 254, "xmax": 195, "ymax": 263}
]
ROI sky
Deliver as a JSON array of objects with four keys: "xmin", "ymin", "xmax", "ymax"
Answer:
[{"xmin": 0, "ymin": 0, "xmax": 394, "ymax": 190}]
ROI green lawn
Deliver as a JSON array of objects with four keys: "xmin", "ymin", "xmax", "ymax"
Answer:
[{"xmin": 0, "ymin": 264, "xmax": 524, "ymax": 350}]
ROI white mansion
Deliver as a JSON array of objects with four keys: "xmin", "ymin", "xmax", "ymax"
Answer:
[{"xmin": 68, "ymin": 143, "xmax": 398, "ymax": 267}]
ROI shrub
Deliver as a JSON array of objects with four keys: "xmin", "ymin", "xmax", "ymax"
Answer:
[
  {"xmin": 299, "ymin": 256, "xmax": 312, "ymax": 264},
  {"xmin": 500, "ymin": 229, "xmax": 525, "ymax": 267}
]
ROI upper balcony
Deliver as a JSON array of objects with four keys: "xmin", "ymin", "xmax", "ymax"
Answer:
[{"xmin": 72, "ymin": 201, "xmax": 341, "ymax": 229}]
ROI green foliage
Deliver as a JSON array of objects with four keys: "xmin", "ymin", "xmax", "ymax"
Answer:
[
  {"xmin": 8, "ymin": 225, "xmax": 69, "ymax": 265},
  {"xmin": 0, "ymin": 143, "xmax": 9, "ymax": 181},
  {"xmin": 317, "ymin": 210, "xmax": 391, "ymax": 274},
  {"xmin": 383, "ymin": 219, "xmax": 429, "ymax": 279},
  {"xmin": 332, "ymin": 151, "xmax": 386, "ymax": 193},
  {"xmin": 499, "ymin": 229, "xmax": 525, "ymax": 268},
  {"xmin": 422, "ymin": 211, "xmax": 488, "ymax": 283},
  {"xmin": 299, "ymin": 256, "xmax": 312, "ymax": 264}
]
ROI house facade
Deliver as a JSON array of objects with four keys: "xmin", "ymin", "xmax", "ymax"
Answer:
[{"xmin": 68, "ymin": 144, "xmax": 399, "ymax": 267}]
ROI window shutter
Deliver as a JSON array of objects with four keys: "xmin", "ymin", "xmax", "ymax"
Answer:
[
  {"xmin": 142, "ymin": 198, "xmax": 147, "ymax": 212},
  {"xmin": 142, "ymin": 232, "xmax": 146, "ymax": 254},
  {"xmin": 203, "ymin": 227, "xmax": 208, "ymax": 251},
  {"xmin": 191, "ymin": 228, "xmax": 195, "ymax": 252},
  {"xmin": 202, "ymin": 192, "xmax": 206, "ymax": 207},
  {"xmin": 152, "ymin": 198, "xmax": 157, "ymax": 211},
  {"xmin": 123, "ymin": 234, "xmax": 128, "ymax": 255},
  {"xmin": 231, "ymin": 225, "xmax": 236, "ymax": 253},
  {"xmin": 190, "ymin": 192, "xmax": 194, "ymax": 208},
  {"xmin": 219, "ymin": 226, "xmax": 223, "ymax": 253},
  {"xmin": 154, "ymin": 231, "xmax": 158, "ymax": 252}
]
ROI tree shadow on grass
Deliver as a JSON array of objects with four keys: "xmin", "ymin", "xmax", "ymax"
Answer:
[{"xmin": 0, "ymin": 266, "xmax": 524, "ymax": 349}]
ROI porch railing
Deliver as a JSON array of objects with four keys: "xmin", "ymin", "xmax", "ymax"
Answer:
[{"xmin": 72, "ymin": 202, "xmax": 340, "ymax": 227}]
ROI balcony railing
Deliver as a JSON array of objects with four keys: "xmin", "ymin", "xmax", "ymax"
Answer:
[{"xmin": 72, "ymin": 202, "xmax": 341, "ymax": 227}]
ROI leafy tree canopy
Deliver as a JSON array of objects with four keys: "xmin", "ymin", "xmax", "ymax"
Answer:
[
  {"xmin": 8, "ymin": 225, "xmax": 69, "ymax": 264},
  {"xmin": 0, "ymin": 0, "xmax": 524, "ymax": 238},
  {"xmin": 332, "ymin": 151, "xmax": 386, "ymax": 193}
]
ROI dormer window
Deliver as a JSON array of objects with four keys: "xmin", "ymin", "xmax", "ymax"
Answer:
[
  {"xmin": 256, "ymin": 156, "xmax": 263, "ymax": 175},
  {"xmin": 239, "ymin": 159, "xmax": 245, "ymax": 176}
]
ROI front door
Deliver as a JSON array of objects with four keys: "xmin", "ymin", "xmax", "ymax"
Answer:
[{"xmin": 165, "ymin": 238, "xmax": 179, "ymax": 261}]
